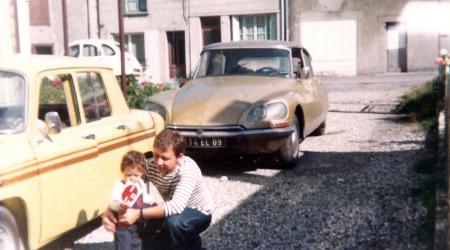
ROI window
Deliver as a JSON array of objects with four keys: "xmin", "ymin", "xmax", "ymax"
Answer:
[
  {"xmin": 77, "ymin": 72, "xmax": 111, "ymax": 123},
  {"xmin": 102, "ymin": 44, "xmax": 115, "ymax": 56},
  {"xmin": 113, "ymin": 33, "xmax": 145, "ymax": 65},
  {"xmin": 83, "ymin": 44, "xmax": 99, "ymax": 57},
  {"xmin": 0, "ymin": 71, "xmax": 26, "ymax": 134},
  {"xmin": 194, "ymin": 48, "xmax": 290, "ymax": 78},
  {"xmin": 32, "ymin": 45, "xmax": 53, "ymax": 54},
  {"xmin": 301, "ymin": 49, "xmax": 314, "ymax": 78},
  {"xmin": 124, "ymin": 0, "xmax": 147, "ymax": 14},
  {"xmin": 232, "ymin": 14, "xmax": 276, "ymax": 41},
  {"xmin": 29, "ymin": 0, "xmax": 50, "ymax": 25},
  {"xmin": 39, "ymin": 74, "xmax": 78, "ymax": 128},
  {"xmin": 68, "ymin": 45, "xmax": 80, "ymax": 57}
]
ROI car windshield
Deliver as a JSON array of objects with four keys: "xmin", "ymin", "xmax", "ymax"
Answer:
[
  {"xmin": 194, "ymin": 48, "xmax": 291, "ymax": 78},
  {"xmin": 0, "ymin": 71, "xmax": 26, "ymax": 134}
]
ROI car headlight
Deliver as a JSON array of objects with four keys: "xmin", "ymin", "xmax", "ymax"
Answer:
[
  {"xmin": 143, "ymin": 102, "xmax": 166, "ymax": 120},
  {"xmin": 247, "ymin": 102, "xmax": 287, "ymax": 123}
]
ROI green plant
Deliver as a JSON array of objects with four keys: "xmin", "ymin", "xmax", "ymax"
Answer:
[
  {"xmin": 125, "ymin": 76, "xmax": 167, "ymax": 109},
  {"xmin": 397, "ymin": 77, "xmax": 444, "ymax": 130},
  {"xmin": 398, "ymin": 77, "xmax": 446, "ymax": 249}
]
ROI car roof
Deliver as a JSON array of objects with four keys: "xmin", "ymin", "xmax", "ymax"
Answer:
[
  {"xmin": 0, "ymin": 54, "xmax": 112, "ymax": 74},
  {"xmin": 202, "ymin": 40, "xmax": 303, "ymax": 51},
  {"xmin": 69, "ymin": 39, "xmax": 118, "ymax": 46}
]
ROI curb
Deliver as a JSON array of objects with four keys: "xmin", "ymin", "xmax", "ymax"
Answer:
[{"xmin": 435, "ymin": 111, "xmax": 448, "ymax": 250}]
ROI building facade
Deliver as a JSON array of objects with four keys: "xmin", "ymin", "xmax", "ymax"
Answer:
[
  {"xmin": 28, "ymin": 0, "xmax": 450, "ymax": 81},
  {"xmin": 0, "ymin": 0, "xmax": 30, "ymax": 55},
  {"xmin": 289, "ymin": 0, "xmax": 450, "ymax": 76},
  {"xmin": 60, "ymin": 0, "xmax": 287, "ymax": 83}
]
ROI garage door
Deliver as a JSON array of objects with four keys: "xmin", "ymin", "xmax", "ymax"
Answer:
[{"xmin": 301, "ymin": 20, "xmax": 357, "ymax": 76}]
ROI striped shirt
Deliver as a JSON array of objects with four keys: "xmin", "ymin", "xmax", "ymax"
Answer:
[{"xmin": 144, "ymin": 156, "xmax": 213, "ymax": 217}]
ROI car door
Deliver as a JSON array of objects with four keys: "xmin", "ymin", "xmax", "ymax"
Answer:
[
  {"xmin": 292, "ymin": 47, "xmax": 321, "ymax": 133},
  {"xmin": 33, "ymin": 71, "xmax": 101, "ymax": 242},
  {"xmin": 301, "ymin": 48, "xmax": 327, "ymax": 128},
  {"xmin": 302, "ymin": 49, "xmax": 328, "ymax": 127},
  {"xmin": 74, "ymin": 71, "xmax": 129, "ymax": 204}
]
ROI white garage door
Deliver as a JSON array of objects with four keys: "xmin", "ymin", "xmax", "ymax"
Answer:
[{"xmin": 301, "ymin": 20, "xmax": 357, "ymax": 76}]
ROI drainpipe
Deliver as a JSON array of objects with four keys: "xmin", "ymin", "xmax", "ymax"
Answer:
[
  {"xmin": 279, "ymin": 0, "xmax": 285, "ymax": 41},
  {"xmin": 187, "ymin": 0, "xmax": 192, "ymax": 77},
  {"xmin": 62, "ymin": 0, "xmax": 69, "ymax": 55},
  {"xmin": 96, "ymin": 0, "xmax": 101, "ymax": 38},
  {"xmin": 285, "ymin": 0, "xmax": 289, "ymax": 41},
  {"xmin": 13, "ymin": 0, "xmax": 20, "ymax": 53},
  {"xmin": 86, "ymin": 0, "xmax": 91, "ymax": 38},
  {"xmin": 118, "ymin": 0, "xmax": 127, "ymax": 96}
]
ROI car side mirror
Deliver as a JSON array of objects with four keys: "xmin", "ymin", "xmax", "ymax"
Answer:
[{"xmin": 45, "ymin": 111, "xmax": 62, "ymax": 135}]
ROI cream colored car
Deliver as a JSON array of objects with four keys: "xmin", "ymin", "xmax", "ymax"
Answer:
[
  {"xmin": 0, "ymin": 55, "xmax": 163, "ymax": 250},
  {"xmin": 145, "ymin": 41, "xmax": 328, "ymax": 167}
]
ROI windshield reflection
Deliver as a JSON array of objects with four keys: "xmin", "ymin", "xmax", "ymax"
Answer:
[
  {"xmin": 0, "ymin": 71, "xmax": 26, "ymax": 134},
  {"xmin": 194, "ymin": 48, "xmax": 291, "ymax": 79}
]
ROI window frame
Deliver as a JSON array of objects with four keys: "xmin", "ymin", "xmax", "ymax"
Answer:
[
  {"xmin": 232, "ymin": 14, "xmax": 277, "ymax": 41},
  {"xmin": 124, "ymin": 0, "xmax": 148, "ymax": 16},
  {"xmin": 38, "ymin": 72, "xmax": 81, "ymax": 128}
]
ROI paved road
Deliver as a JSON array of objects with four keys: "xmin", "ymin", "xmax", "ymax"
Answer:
[{"xmin": 42, "ymin": 72, "xmax": 436, "ymax": 249}]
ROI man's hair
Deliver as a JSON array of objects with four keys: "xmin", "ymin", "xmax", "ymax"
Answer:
[
  {"xmin": 154, "ymin": 129, "xmax": 185, "ymax": 156},
  {"xmin": 120, "ymin": 150, "xmax": 146, "ymax": 173}
]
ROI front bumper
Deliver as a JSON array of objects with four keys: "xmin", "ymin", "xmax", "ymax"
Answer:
[{"xmin": 166, "ymin": 125, "xmax": 294, "ymax": 154}]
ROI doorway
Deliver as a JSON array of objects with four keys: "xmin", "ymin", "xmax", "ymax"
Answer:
[
  {"xmin": 167, "ymin": 31, "xmax": 186, "ymax": 78},
  {"xmin": 386, "ymin": 22, "xmax": 407, "ymax": 72},
  {"xmin": 201, "ymin": 16, "xmax": 221, "ymax": 46}
]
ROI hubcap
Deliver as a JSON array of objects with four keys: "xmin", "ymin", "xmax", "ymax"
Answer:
[{"xmin": 0, "ymin": 224, "xmax": 16, "ymax": 250}]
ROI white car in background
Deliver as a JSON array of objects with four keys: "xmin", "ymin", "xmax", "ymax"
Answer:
[{"xmin": 67, "ymin": 39, "xmax": 142, "ymax": 77}]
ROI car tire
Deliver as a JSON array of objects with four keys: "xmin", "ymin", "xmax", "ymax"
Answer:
[
  {"xmin": 311, "ymin": 120, "xmax": 326, "ymax": 136},
  {"xmin": 0, "ymin": 207, "xmax": 21, "ymax": 250},
  {"xmin": 277, "ymin": 117, "xmax": 301, "ymax": 168}
]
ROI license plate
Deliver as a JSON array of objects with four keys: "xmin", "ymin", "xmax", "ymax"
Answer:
[{"xmin": 185, "ymin": 137, "xmax": 226, "ymax": 148}]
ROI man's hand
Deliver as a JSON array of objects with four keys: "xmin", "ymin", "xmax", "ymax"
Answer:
[
  {"xmin": 102, "ymin": 208, "xmax": 117, "ymax": 233},
  {"xmin": 119, "ymin": 208, "xmax": 140, "ymax": 226}
]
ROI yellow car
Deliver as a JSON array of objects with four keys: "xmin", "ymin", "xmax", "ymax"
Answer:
[
  {"xmin": 0, "ymin": 55, "xmax": 163, "ymax": 250},
  {"xmin": 145, "ymin": 41, "xmax": 328, "ymax": 167}
]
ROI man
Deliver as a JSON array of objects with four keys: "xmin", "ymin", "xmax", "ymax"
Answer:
[{"xmin": 103, "ymin": 129, "xmax": 213, "ymax": 250}]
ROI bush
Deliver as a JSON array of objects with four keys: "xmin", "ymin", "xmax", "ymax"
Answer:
[
  {"xmin": 396, "ymin": 77, "xmax": 445, "ymax": 130},
  {"xmin": 124, "ymin": 76, "xmax": 169, "ymax": 109}
]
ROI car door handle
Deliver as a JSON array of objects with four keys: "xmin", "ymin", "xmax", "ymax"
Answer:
[
  {"xmin": 116, "ymin": 124, "xmax": 127, "ymax": 130},
  {"xmin": 82, "ymin": 134, "xmax": 96, "ymax": 140}
]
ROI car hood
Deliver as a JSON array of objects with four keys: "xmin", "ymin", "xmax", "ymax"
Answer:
[{"xmin": 171, "ymin": 76, "xmax": 292, "ymax": 126}]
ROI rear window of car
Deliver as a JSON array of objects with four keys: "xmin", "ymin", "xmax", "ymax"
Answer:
[{"xmin": 77, "ymin": 72, "xmax": 112, "ymax": 123}]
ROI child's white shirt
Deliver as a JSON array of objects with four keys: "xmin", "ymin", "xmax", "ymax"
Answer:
[{"xmin": 110, "ymin": 179, "xmax": 150, "ymax": 208}]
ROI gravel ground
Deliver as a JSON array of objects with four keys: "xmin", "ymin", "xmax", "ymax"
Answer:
[{"xmin": 48, "ymin": 72, "xmax": 436, "ymax": 250}]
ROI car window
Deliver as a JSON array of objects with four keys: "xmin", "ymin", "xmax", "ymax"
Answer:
[
  {"xmin": 68, "ymin": 45, "xmax": 80, "ymax": 57},
  {"xmin": 101, "ymin": 44, "xmax": 116, "ymax": 56},
  {"xmin": 77, "ymin": 72, "xmax": 112, "ymax": 123},
  {"xmin": 0, "ymin": 71, "xmax": 26, "ymax": 134},
  {"xmin": 292, "ymin": 48, "xmax": 303, "ymax": 78},
  {"xmin": 83, "ymin": 44, "xmax": 99, "ymax": 57},
  {"xmin": 194, "ymin": 48, "xmax": 291, "ymax": 78},
  {"xmin": 301, "ymin": 49, "xmax": 314, "ymax": 78},
  {"xmin": 39, "ymin": 73, "xmax": 79, "ymax": 128}
]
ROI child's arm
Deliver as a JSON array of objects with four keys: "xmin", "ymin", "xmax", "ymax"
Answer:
[
  {"xmin": 110, "ymin": 181, "xmax": 124, "ymax": 212},
  {"xmin": 143, "ymin": 180, "xmax": 164, "ymax": 205}
]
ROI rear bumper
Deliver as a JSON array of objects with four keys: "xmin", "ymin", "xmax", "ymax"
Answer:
[{"xmin": 166, "ymin": 125, "xmax": 294, "ymax": 154}]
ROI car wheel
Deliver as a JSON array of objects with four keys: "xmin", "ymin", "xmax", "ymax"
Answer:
[
  {"xmin": 311, "ymin": 120, "xmax": 326, "ymax": 136},
  {"xmin": 0, "ymin": 207, "xmax": 21, "ymax": 250},
  {"xmin": 277, "ymin": 117, "xmax": 301, "ymax": 168}
]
